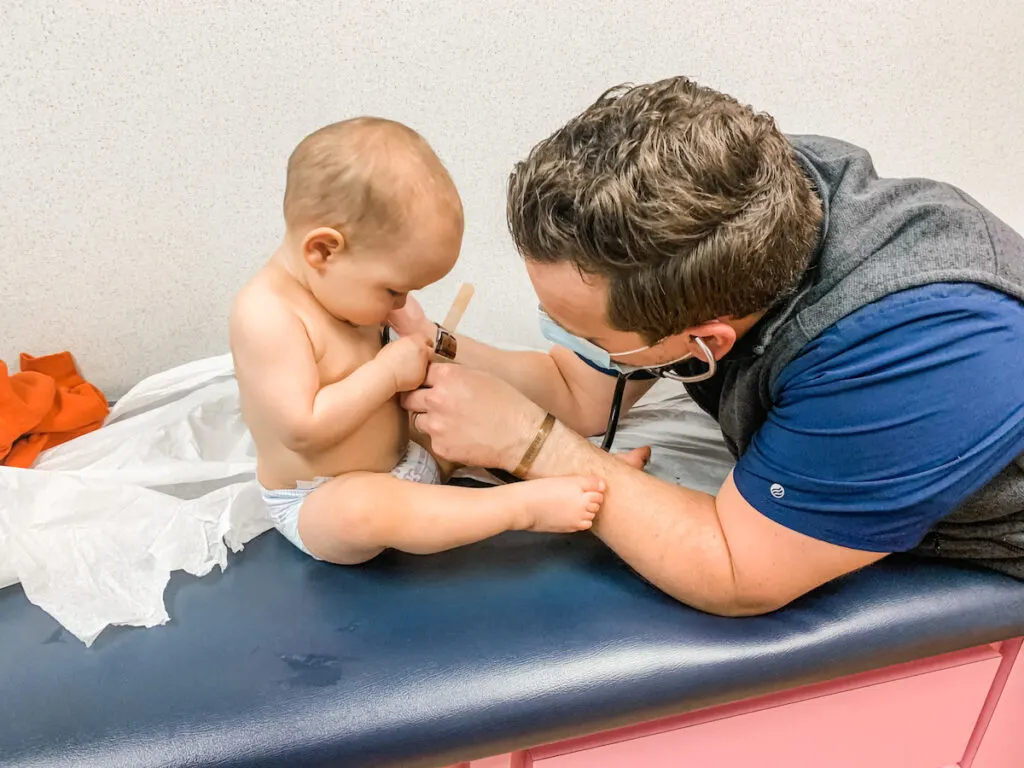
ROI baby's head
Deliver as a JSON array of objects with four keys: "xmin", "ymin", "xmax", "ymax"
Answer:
[{"xmin": 282, "ymin": 118, "xmax": 463, "ymax": 326}]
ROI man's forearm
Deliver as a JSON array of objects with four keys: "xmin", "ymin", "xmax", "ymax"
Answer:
[
  {"xmin": 526, "ymin": 421, "xmax": 742, "ymax": 613},
  {"xmin": 453, "ymin": 335, "xmax": 593, "ymax": 433}
]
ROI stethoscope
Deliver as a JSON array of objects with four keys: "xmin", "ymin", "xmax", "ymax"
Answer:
[
  {"xmin": 601, "ymin": 371, "xmax": 632, "ymax": 452},
  {"xmin": 599, "ymin": 336, "xmax": 718, "ymax": 451}
]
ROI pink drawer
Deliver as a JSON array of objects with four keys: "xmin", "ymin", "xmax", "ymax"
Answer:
[{"xmin": 529, "ymin": 647, "xmax": 1001, "ymax": 768}]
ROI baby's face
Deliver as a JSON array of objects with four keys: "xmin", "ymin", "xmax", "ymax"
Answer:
[{"xmin": 316, "ymin": 206, "xmax": 462, "ymax": 327}]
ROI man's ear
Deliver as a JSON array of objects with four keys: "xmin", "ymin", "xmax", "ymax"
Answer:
[
  {"xmin": 301, "ymin": 227, "xmax": 346, "ymax": 269},
  {"xmin": 690, "ymin": 320, "xmax": 737, "ymax": 361}
]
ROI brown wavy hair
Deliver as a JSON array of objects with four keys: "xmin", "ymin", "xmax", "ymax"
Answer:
[{"xmin": 507, "ymin": 76, "xmax": 822, "ymax": 341}]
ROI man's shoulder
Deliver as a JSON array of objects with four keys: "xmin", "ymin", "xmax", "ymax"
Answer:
[
  {"xmin": 783, "ymin": 134, "xmax": 1024, "ymax": 340},
  {"xmin": 845, "ymin": 282, "xmax": 1023, "ymax": 323},
  {"xmin": 784, "ymin": 283, "xmax": 1024, "ymax": 389},
  {"xmin": 742, "ymin": 283, "xmax": 1024, "ymax": 555},
  {"xmin": 787, "ymin": 132, "xmax": 968, "ymax": 209},
  {"xmin": 786, "ymin": 133, "xmax": 870, "ymax": 162},
  {"xmin": 786, "ymin": 132, "xmax": 965, "ymax": 207}
]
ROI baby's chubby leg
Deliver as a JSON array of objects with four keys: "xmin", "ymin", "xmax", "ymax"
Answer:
[{"xmin": 297, "ymin": 472, "xmax": 605, "ymax": 564}]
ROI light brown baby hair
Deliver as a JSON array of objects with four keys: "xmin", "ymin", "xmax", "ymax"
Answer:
[{"xmin": 283, "ymin": 117, "xmax": 462, "ymax": 245}]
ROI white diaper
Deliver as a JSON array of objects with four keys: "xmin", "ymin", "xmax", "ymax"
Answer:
[{"xmin": 259, "ymin": 441, "xmax": 441, "ymax": 559}]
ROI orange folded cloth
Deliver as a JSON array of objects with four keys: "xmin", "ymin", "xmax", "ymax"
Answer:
[{"xmin": 0, "ymin": 352, "xmax": 109, "ymax": 468}]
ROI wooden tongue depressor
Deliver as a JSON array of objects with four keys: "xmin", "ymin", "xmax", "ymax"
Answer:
[
  {"xmin": 430, "ymin": 281, "xmax": 518, "ymax": 485},
  {"xmin": 422, "ymin": 283, "xmax": 475, "ymax": 480},
  {"xmin": 442, "ymin": 283, "xmax": 475, "ymax": 332},
  {"xmin": 439, "ymin": 282, "xmax": 519, "ymax": 485}
]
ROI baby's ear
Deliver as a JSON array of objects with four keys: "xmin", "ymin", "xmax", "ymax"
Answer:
[{"xmin": 302, "ymin": 227, "xmax": 346, "ymax": 267}]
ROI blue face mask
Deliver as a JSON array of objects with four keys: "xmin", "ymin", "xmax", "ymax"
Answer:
[{"xmin": 538, "ymin": 308, "xmax": 717, "ymax": 383}]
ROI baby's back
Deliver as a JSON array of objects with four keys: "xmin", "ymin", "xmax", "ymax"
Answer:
[{"xmin": 231, "ymin": 267, "xmax": 407, "ymax": 489}]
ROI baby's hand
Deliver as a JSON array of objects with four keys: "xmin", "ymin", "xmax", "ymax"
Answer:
[
  {"xmin": 377, "ymin": 336, "xmax": 432, "ymax": 392},
  {"xmin": 386, "ymin": 295, "xmax": 436, "ymax": 343}
]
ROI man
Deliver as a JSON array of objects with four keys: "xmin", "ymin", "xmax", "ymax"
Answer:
[{"xmin": 396, "ymin": 76, "xmax": 1024, "ymax": 616}]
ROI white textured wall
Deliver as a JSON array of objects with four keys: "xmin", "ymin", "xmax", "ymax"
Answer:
[{"xmin": 2, "ymin": 1, "xmax": 1022, "ymax": 397}]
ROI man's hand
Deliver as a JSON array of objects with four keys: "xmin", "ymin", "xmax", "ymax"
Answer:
[
  {"xmin": 401, "ymin": 365, "xmax": 546, "ymax": 470},
  {"xmin": 386, "ymin": 295, "xmax": 436, "ymax": 342},
  {"xmin": 376, "ymin": 336, "xmax": 432, "ymax": 392}
]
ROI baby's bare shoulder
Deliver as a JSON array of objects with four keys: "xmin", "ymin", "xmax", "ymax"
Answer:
[{"xmin": 230, "ymin": 275, "xmax": 306, "ymax": 351}]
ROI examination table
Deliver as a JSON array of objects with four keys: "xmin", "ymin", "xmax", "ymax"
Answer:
[{"xmin": 2, "ymin": 524, "xmax": 1024, "ymax": 768}]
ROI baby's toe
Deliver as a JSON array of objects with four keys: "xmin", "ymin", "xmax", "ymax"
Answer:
[{"xmin": 577, "ymin": 476, "xmax": 606, "ymax": 493}]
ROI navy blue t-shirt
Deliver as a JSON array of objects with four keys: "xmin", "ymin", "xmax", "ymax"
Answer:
[
  {"xmin": 734, "ymin": 283, "xmax": 1024, "ymax": 551},
  {"xmin": 583, "ymin": 283, "xmax": 1024, "ymax": 552}
]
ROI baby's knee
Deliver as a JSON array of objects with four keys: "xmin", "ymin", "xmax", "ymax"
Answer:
[
  {"xmin": 298, "ymin": 483, "xmax": 389, "ymax": 565},
  {"xmin": 316, "ymin": 474, "xmax": 394, "ymax": 543}
]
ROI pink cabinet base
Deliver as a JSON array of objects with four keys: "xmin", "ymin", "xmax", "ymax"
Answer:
[{"xmin": 451, "ymin": 637, "xmax": 1024, "ymax": 768}]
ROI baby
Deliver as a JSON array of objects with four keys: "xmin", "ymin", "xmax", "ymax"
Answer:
[{"xmin": 230, "ymin": 118, "xmax": 605, "ymax": 564}]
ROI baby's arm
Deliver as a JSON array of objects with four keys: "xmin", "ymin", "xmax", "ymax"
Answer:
[{"xmin": 231, "ymin": 296, "xmax": 429, "ymax": 453}]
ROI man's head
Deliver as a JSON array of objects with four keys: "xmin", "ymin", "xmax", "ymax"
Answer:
[
  {"xmin": 283, "ymin": 117, "xmax": 463, "ymax": 325},
  {"xmin": 507, "ymin": 76, "xmax": 821, "ymax": 368}
]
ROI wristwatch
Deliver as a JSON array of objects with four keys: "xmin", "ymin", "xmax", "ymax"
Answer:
[{"xmin": 434, "ymin": 324, "xmax": 457, "ymax": 361}]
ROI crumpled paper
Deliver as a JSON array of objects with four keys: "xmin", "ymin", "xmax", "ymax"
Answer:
[
  {"xmin": 0, "ymin": 352, "xmax": 734, "ymax": 647},
  {"xmin": 0, "ymin": 354, "xmax": 271, "ymax": 646}
]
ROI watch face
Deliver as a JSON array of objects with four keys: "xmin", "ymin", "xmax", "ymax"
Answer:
[
  {"xmin": 381, "ymin": 325, "xmax": 397, "ymax": 345},
  {"xmin": 434, "ymin": 327, "xmax": 458, "ymax": 360}
]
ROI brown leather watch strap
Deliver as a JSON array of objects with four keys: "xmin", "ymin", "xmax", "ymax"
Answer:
[{"xmin": 434, "ymin": 324, "xmax": 457, "ymax": 361}]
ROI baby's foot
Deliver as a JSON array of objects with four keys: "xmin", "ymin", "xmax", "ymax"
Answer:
[
  {"xmin": 512, "ymin": 476, "xmax": 605, "ymax": 533},
  {"xmin": 615, "ymin": 446, "xmax": 651, "ymax": 471}
]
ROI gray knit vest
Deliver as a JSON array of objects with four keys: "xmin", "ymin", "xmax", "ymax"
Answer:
[{"xmin": 683, "ymin": 135, "xmax": 1024, "ymax": 578}]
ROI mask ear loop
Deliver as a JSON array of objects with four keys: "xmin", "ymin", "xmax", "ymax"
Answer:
[{"xmin": 660, "ymin": 337, "xmax": 717, "ymax": 383}]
